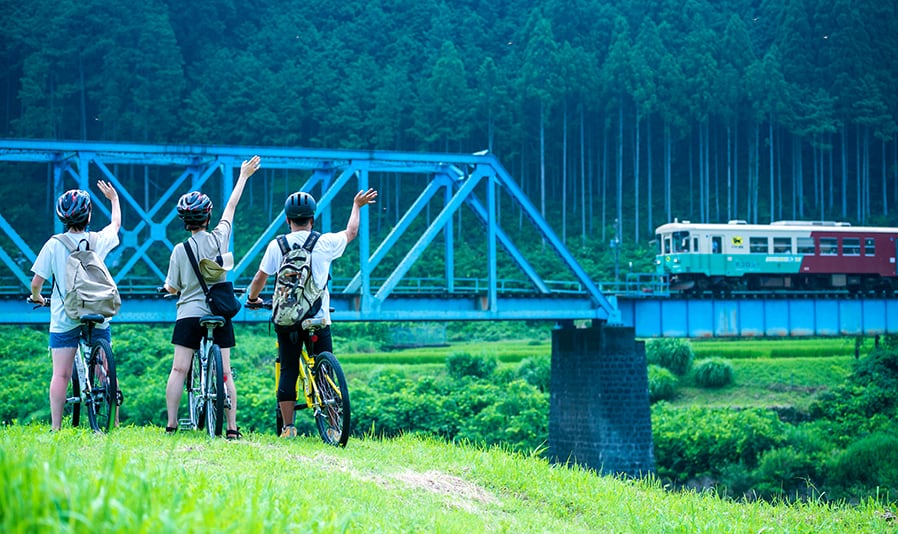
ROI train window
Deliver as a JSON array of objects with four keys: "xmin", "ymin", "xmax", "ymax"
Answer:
[
  {"xmin": 673, "ymin": 231, "xmax": 689, "ymax": 252},
  {"xmin": 711, "ymin": 236, "xmax": 722, "ymax": 254},
  {"xmin": 797, "ymin": 237, "xmax": 815, "ymax": 254},
  {"xmin": 773, "ymin": 237, "xmax": 792, "ymax": 253},
  {"xmin": 842, "ymin": 238, "xmax": 860, "ymax": 256},
  {"xmin": 819, "ymin": 237, "xmax": 838, "ymax": 256},
  {"xmin": 864, "ymin": 238, "xmax": 875, "ymax": 256},
  {"xmin": 750, "ymin": 237, "xmax": 769, "ymax": 253}
]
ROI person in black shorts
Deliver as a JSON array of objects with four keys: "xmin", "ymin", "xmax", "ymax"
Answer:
[{"xmin": 162, "ymin": 156, "xmax": 259, "ymax": 439}]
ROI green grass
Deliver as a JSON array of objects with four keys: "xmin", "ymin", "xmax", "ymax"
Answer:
[
  {"xmin": 690, "ymin": 337, "xmax": 871, "ymax": 360},
  {"xmin": 672, "ymin": 356, "xmax": 854, "ymax": 410},
  {"xmin": 2, "ymin": 425, "xmax": 895, "ymax": 533},
  {"xmin": 339, "ymin": 340, "xmax": 550, "ymax": 366}
]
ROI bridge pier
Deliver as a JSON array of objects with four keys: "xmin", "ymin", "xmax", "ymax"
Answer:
[{"xmin": 548, "ymin": 321, "xmax": 655, "ymax": 477}]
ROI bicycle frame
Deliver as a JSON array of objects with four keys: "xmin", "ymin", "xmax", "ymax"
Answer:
[{"xmin": 182, "ymin": 316, "xmax": 228, "ymax": 437}]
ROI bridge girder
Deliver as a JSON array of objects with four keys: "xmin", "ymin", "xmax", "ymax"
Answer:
[{"xmin": 0, "ymin": 139, "xmax": 613, "ymax": 323}]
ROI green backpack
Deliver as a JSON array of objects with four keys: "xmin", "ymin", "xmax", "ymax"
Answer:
[{"xmin": 270, "ymin": 232, "xmax": 322, "ymax": 328}]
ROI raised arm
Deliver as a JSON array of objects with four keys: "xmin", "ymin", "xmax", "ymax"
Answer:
[
  {"xmin": 343, "ymin": 188, "xmax": 378, "ymax": 244},
  {"xmin": 220, "ymin": 156, "xmax": 261, "ymax": 225},
  {"xmin": 96, "ymin": 180, "xmax": 121, "ymax": 232}
]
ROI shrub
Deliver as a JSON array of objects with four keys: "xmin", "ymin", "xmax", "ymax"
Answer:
[
  {"xmin": 752, "ymin": 446, "xmax": 820, "ymax": 500},
  {"xmin": 826, "ymin": 432, "xmax": 898, "ymax": 499},
  {"xmin": 446, "ymin": 351, "xmax": 497, "ymax": 380},
  {"xmin": 647, "ymin": 365, "xmax": 677, "ymax": 402},
  {"xmin": 693, "ymin": 358, "xmax": 734, "ymax": 388},
  {"xmin": 652, "ymin": 404, "xmax": 786, "ymax": 482},
  {"xmin": 646, "ymin": 338, "xmax": 694, "ymax": 376},
  {"xmin": 517, "ymin": 355, "xmax": 550, "ymax": 392}
]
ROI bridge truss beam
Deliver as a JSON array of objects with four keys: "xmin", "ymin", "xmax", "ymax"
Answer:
[{"xmin": 0, "ymin": 139, "xmax": 612, "ymax": 323}]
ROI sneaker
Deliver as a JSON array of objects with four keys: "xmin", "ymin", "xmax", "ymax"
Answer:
[{"xmin": 280, "ymin": 424, "xmax": 297, "ymax": 439}]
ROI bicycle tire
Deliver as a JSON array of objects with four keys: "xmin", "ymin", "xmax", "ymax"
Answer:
[
  {"xmin": 70, "ymin": 360, "xmax": 82, "ymax": 428},
  {"xmin": 205, "ymin": 344, "xmax": 225, "ymax": 437},
  {"xmin": 312, "ymin": 351, "xmax": 350, "ymax": 447},
  {"xmin": 86, "ymin": 338, "xmax": 117, "ymax": 433},
  {"xmin": 187, "ymin": 350, "xmax": 205, "ymax": 431}
]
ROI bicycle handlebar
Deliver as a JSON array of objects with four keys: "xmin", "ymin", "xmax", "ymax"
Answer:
[
  {"xmin": 26, "ymin": 295, "xmax": 50, "ymax": 309},
  {"xmin": 244, "ymin": 299, "xmax": 272, "ymax": 310}
]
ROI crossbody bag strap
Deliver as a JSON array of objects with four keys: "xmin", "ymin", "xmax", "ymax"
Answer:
[{"xmin": 182, "ymin": 239, "xmax": 210, "ymax": 297}]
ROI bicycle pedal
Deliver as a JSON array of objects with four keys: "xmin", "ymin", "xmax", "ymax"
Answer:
[
  {"xmin": 294, "ymin": 402, "xmax": 308, "ymax": 411},
  {"xmin": 178, "ymin": 419, "xmax": 193, "ymax": 429}
]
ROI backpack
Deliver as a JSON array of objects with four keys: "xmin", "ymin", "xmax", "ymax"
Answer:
[
  {"xmin": 271, "ymin": 232, "xmax": 322, "ymax": 328},
  {"xmin": 51, "ymin": 233, "xmax": 121, "ymax": 319}
]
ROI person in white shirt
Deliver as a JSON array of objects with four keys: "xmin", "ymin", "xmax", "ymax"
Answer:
[
  {"xmin": 246, "ymin": 187, "xmax": 377, "ymax": 438},
  {"xmin": 30, "ymin": 182, "xmax": 121, "ymax": 431}
]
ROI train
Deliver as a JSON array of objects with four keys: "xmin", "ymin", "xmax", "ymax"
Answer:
[{"xmin": 654, "ymin": 219, "xmax": 898, "ymax": 294}]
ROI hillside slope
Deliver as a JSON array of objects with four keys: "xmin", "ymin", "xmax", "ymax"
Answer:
[{"xmin": 0, "ymin": 425, "xmax": 893, "ymax": 533}]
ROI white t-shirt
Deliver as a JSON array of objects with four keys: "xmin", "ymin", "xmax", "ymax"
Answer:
[
  {"xmin": 165, "ymin": 220, "xmax": 232, "ymax": 320},
  {"xmin": 257, "ymin": 229, "xmax": 348, "ymax": 325},
  {"xmin": 31, "ymin": 227, "xmax": 120, "ymax": 333}
]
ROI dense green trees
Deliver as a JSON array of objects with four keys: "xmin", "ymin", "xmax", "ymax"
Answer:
[{"xmin": 2, "ymin": 0, "xmax": 897, "ymax": 252}]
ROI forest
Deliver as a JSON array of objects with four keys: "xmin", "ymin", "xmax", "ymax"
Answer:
[{"xmin": 2, "ymin": 0, "xmax": 897, "ymax": 259}]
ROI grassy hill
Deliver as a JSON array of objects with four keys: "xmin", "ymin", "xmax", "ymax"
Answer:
[{"xmin": 1, "ymin": 425, "xmax": 894, "ymax": 533}]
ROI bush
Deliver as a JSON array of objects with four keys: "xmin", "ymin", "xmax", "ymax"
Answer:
[
  {"xmin": 827, "ymin": 432, "xmax": 898, "ymax": 500},
  {"xmin": 752, "ymin": 446, "xmax": 820, "ymax": 500},
  {"xmin": 693, "ymin": 358, "xmax": 734, "ymax": 388},
  {"xmin": 647, "ymin": 365, "xmax": 677, "ymax": 403},
  {"xmin": 646, "ymin": 338, "xmax": 694, "ymax": 376},
  {"xmin": 517, "ymin": 355, "xmax": 550, "ymax": 392},
  {"xmin": 652, "ymin": 404, "xmax": 786, "ymax": 482},
  {"xmin": 446, "ymin": 351, "xmax": 497, "ymax": 380}
]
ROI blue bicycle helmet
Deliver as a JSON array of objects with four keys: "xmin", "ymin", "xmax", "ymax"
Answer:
[
  {"xmin": 55, "ymin": 189, "xmax": 91, "ymax": 227},
  {"xmin": 284, "ymin": 191, "xmax": 317, "ymax": 219},
  {"xmin": 177, "ymin": 191, "xmax": 213, "ymax": 225}
]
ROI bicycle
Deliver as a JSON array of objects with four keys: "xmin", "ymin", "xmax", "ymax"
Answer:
[
  {"xmin": 245, "ymin": 300, "xmax": 350, "ymax": 447},
  {"xmin": 159, "ymin": 289, "xmax": 233, "ymax": 437},
  {"xmin": 28, "ymin": 296, "xmax": 120, "ymax": 433}
]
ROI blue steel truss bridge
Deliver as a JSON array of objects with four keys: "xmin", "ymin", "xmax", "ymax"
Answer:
[
  {"xmin": 0, "ymin": 139, "xmax": 614, "ymax": 325},
  {"xmin": 3, "ymin": 139, "xmax": 898, "ymax": 338}
]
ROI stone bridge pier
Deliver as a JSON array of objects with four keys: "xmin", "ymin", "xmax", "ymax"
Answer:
[{"xmin": 548, "ymin": 322, "xmax": 655, "ymax": 477}]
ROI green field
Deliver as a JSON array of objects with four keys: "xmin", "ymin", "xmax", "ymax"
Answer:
[{"xmin": 2, "ymin": 425, "xmax": 894, "ymax": 534}]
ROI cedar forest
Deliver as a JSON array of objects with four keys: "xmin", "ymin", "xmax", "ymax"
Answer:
[{"xmin": 1, "ymin": 0, "xmax": 897, "ymax": 278}]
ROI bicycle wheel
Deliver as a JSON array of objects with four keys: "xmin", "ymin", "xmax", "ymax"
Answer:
[
  {"xmin": 204, "ymin": 344, "xmax": 225, "ymax": 437},
  {"xmin": 312, "ymin": 352, "xmax": 350, "ymax": 447},
  {"xmin": 86, "ymin": 339, "xmax": 117, "ymax": 433},
  {"xmin": 69, "ymin": 360, "xmax": 82, "ymax": 428},
  {"xmin": 187, "ymin": 350, "xmax": 205, "ymax": 431}
]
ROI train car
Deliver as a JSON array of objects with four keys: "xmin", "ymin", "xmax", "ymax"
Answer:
[{"xmin": 654, "ymin": 219, "xmax": 898, "ymax": 294}]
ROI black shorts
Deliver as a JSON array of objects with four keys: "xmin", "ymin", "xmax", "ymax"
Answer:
[{"xmin": 171, "ymin": 317, "xmax": 236, "ymax": 350}]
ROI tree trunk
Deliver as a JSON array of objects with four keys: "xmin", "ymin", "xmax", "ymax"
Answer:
[{"xmin": 647, "ymin": 114, "xmax": 653, "ymax": 235}]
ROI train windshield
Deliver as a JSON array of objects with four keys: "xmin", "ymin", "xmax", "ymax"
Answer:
[
  {"xmin": 673, "ymin": 231, "xmax": 690, "ymax": 252},
  {"xmin": 658, "ymin": 230, "xmax": 690, "ymax": 254}
]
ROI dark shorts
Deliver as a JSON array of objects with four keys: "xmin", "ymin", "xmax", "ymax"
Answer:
[
  {"xmin": 49, "ymin": 325, "xmax": 111, "ymax": 350},
  {"xmin": 171, "ymin": 317, "xmax": 236, "ymax": 350}
]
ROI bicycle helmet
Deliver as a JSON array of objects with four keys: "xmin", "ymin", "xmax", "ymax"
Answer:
[
  {"xmin": 284, "ymin": 191, "xmax": 317, "ymax": 219},
  {"xmin": 177, "ymin": 191, "xmax": 213, "ymax": 224},
  {"xmin": 55, "ymin": 189, "xmax": 92, "ymax": 227}
]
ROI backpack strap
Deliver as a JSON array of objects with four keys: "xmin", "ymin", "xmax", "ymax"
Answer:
[
  {"xmin": 302, "ymin": 231, "xmax": 321, "ymax": 252},
  {"xmin": 49, "ymin": 234, "xmax": 76, "ymax": 300},
  {"xmin": 275, "ymin": 235, "xmax": 291, "ymax": 256},
  {"xmin": 51, "ymin": 234, "xmax": 77, "ymax": 253}
]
